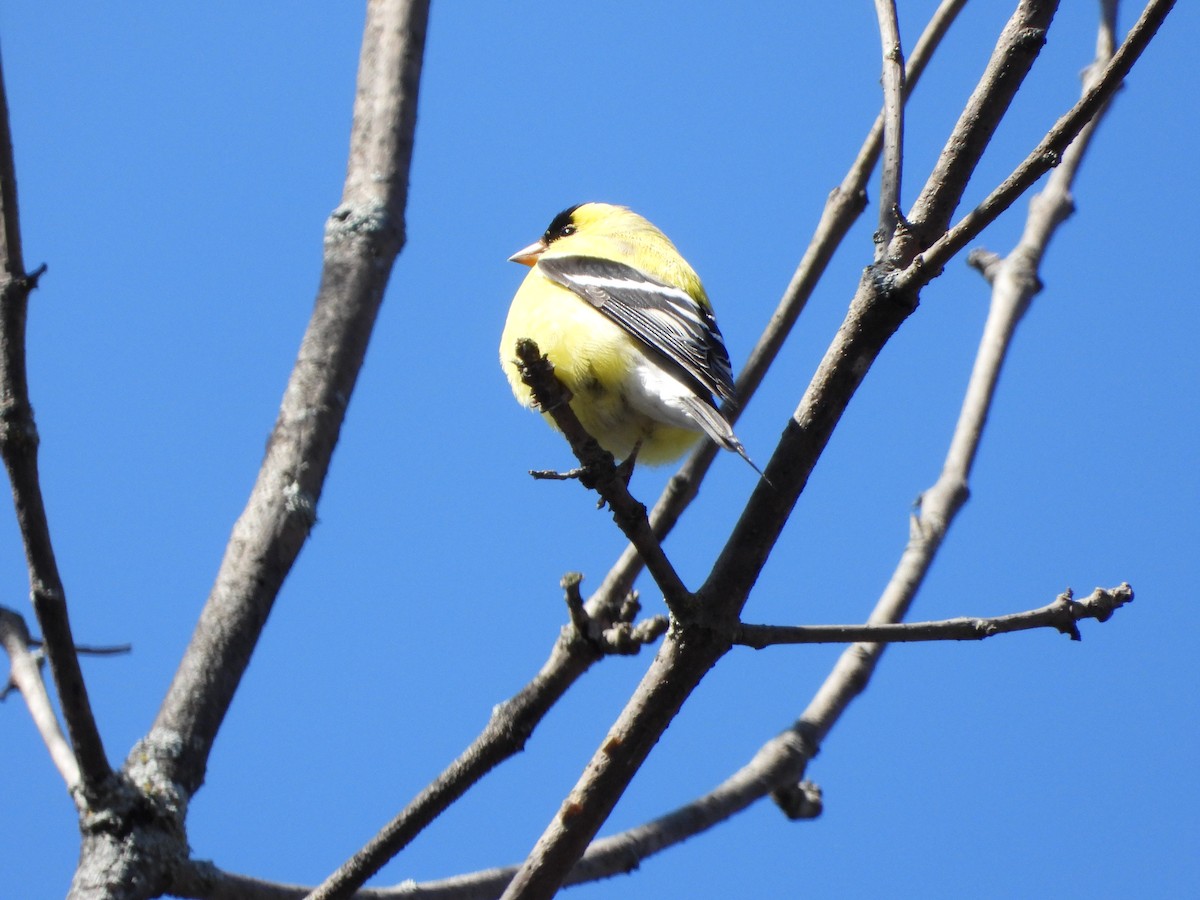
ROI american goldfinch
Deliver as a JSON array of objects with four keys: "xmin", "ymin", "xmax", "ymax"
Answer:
[{"xmin": 500, "ymin": 202, "xmax": 759, "ymax": 474}]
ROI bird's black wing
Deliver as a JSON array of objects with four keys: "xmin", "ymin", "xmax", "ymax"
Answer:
[{"xmin": 537, "ymin": 255, "xmax": 736, "ymax": 403}]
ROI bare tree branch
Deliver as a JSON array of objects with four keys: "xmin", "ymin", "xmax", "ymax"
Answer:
[
  {"xmin": 148, "ymin": 0, "xmax": 430, "ymax": 799},
  {"xmin": 706, "ymin": 0, "xmax": 1060, "ymax": 684},
  {"xmin": 905, "ymin": 0, "xmax": 1059, "ymax": 248},
  {"xmin": 0, "ymin": 46, "xmax": 112, "ymax": 798},
  {"xmin": 498, "ymin": 629, "xmax": 728, "ymax": 900},
  {"xmin": 379, "ymin": 727, "xmax": 816, "ymax": 900},
  {"xmin": 902, "ymin": 0, "xmax": 1174, "ymax": 287},
  {"xmin": 0, "ymin": 606, "xmax": 80, "ymax": 787},
  {"xmin": 42, "ymin": 3, "xmax": 431, "ymax": 898},
  {"xmin": 735, "ymin": 585, "xmax": 1132, "ymax": 647},
  {"xmin": 873, "ymin": 0, "xmax": 905, "ymax": 256},
  {"xmin": 179, "ymin": 859, "xmax": 489, "ymax": 900},
  {"xmin": 790, "ymin": 0, "xmax": 1132, "ymax": 812},
  {"xmin": 304, "ymin": 588, "xmax": 1136, "ymax": 900}
]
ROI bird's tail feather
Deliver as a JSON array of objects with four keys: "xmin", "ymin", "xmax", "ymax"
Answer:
[{"xmin": 680, "ymin": 396, "xmax": 767, "ymax": 480}]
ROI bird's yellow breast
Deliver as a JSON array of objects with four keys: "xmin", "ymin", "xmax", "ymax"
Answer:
[{"xmin": 499, "ymin": 269, "xmax": 699, "ymax": 464}]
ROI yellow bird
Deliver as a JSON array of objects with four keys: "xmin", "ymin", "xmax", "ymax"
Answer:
[{"xmin": 500, "ymin": 202, "xmax": 759, "ymax": 474}]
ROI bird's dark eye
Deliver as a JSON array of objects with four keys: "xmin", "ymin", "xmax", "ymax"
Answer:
[{"xmin": 543, "ymin": 205, "xmax": 582, "ymax": 244}]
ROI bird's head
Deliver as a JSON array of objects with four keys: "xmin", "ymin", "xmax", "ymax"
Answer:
[{"xmin": 508, "ymin": 202, "xmax": 656, "ymax": 266}]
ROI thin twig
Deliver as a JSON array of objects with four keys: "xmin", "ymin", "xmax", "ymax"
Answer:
[
  {"xmin": 0, "ymin": 607, "xmax": 81, "ymax": 787},
  {"xmin": 2, "ymin": 635, "xmax": 131, "ymax": 700},
  {"xmin": 19, "ymin": 636, "xmax": 133, "ymax": 658},
  {"xmin": 704, "ymin": 0, "xmax": 1070, "ymax": 646},
  {"xmin": 64, "ymin": 642, "xmax": 133, "ymax": 657},
  {"xmin": 873, "ymin": 0, "xmax": 905, "ymax": 257},
  {"xmin": 0, "ymin": 46, "xmax": 111, "ymax": 796},
  {"xmin": 562, "ymin": 574, "xmax": 667, "ymax": 654},
  {"xmin": 735, "ymin": 585, "xmax": 1132, "ymax": 647}
]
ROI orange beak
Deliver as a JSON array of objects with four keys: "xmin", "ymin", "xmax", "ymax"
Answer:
[{"xmin": 508, "ymin": 238, "xmax": 547, "ymax": 267}]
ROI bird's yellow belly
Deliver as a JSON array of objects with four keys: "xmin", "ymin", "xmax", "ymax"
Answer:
[{"xmin": 500, "ymin": 276, "xmax": 700, "ymax": 464}]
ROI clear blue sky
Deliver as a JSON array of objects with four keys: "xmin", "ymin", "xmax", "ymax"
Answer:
[{"xmin": 2, "ymin": 3, "xmax": 1197, "ymax": 897}]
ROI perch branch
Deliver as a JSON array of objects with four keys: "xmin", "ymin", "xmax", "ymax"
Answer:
[
  {"xmin": 512, "ymin": 339, "xmax": 693, "ymax": 616},
  {"xmin": 498, "ymin": 4, "xmax": 1061, "ymax": 896}
]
